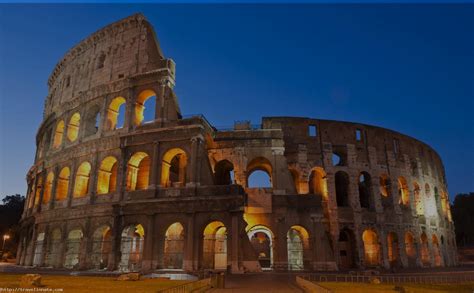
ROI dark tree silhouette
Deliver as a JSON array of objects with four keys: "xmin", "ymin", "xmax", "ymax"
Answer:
[
  {"xmin": 451, "ymin": 192, "xmax": 474, "ymax": 247},
  {"xmin": 0, "ymin": 194, "xmax": 25, "ymax": 257}
]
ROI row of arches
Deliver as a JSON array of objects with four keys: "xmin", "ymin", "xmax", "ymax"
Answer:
[
  {"xmin": 338, "ymin": 228, "xmax": 445, "ymax": 269},
  {"xmin": 45, "ymin": 90, "xmax": 158, "ymax": 152}
]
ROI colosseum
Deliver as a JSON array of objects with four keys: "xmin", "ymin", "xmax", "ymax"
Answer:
[{"xmin": 17, "ymin": 13, "xmax": 457, "ymax": 274}]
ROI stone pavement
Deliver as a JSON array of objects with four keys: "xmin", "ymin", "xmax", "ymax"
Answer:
[{"xmin": 209, "ymin": 273, "xmax": 303, "ymax": 292}]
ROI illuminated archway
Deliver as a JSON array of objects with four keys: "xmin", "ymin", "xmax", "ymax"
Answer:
[
  {"xmin": 43, "ymin": 172, "xmax": 54, "ymax": 204},
  {"xmin": 420, "ymin": 232, "xmax": 430, "ymax": 266},
  {"xmin": 387, "ymin": 232, "xmax": 400, "ymax": 268},
  {"xmin": 119, "ymin": 224, "xmax": 145, "ymax": 271},
  {"xmin": 247, "ymin": 157, "xmax": 272, "ymax": 188},
  {"xmin": 404, "ymin": 232, "xmax": 417, "ymax": 267},
  {"xmin": 126, "ymin": 152, "xmax": 150, "ymax": 191},
  {"xmin": 432, "ymin": 235, "xmax": 442, "ymax": 267},
  {"xmin": 73, "ymin": 162, "xmax": 91, "ymax": 197},
  {"xmin": 34, "ymin": 177, "xmax": 43, "ymax": 207},
  {"xmin": 55, "ymin": 167, "xmax": 70, "ymax": 201},
  {"xmin": 161, "ymin": 148, "xmax": 188, "ymax": 187},
  {"xmin": 107, "ymin": 96, "xmax": 126, "ymax": 130},
  {"xmin": 309, "ymin": 167, "xmax": 327, "ymax": 199},
  {"xmin": 134, "ymin": 89, "xmax": 157, "ymax": 125},
  {"xmin": 64, "ymin": 229, "xmax": 83, "ymax": 269},
  {"xmin": 163, "ymin": 222, "xmax": 185, "ymax": 269},
  {"xmin": 362, "ymin": 229, "xmax": 381, "ymax": 266},
  {"xmin": 247, "ymin": 225, "xmax": 274, "ymax": 270},
  {"xmin": 203, "ymin": 221, "xmax": 227, "ymax": 270},
  {"xmin": 287, "ymin": 225, "xmax": 310, "ymax": 271},
  {"xmin": 398, "ymin": 177, "xmax": 409, "ymax": 206},
  {"xmin": 97, "ymin": 156, "xmax": 118, "ymax": 194},
  {"xmin": 53, "ymin": 120, "xmax": 65, "ymax": 148},
  {"xmin": 67, "ymin": 113, "xmax": 81, "ymax": 142},
  {"xmin": 91, "ymin": 225, "xmax": 112, "ymax": 269}
]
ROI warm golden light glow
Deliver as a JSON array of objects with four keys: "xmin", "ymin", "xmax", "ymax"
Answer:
[
  {"xmin": 53, "ymin": 120, "xmax": 65, "ymax": 149},
  {"xmin": 161, "ymin": 148, "xmax": 187, "ymax": 187},
  {"xmin": 43, "ymin": 172, "xmax": 54, "ymax": 204},
  {"xmin": 134, "ymin": 89, "xmax": 156, "ymax": 126},
  {"xmin": 387, "ymin": 232, "xmax": 399, "ymax": 264},
  {"xmin": 362, "ymin": 229, "xmax": 380, "ymax": 266},
  {"xmin": 34, "ymin": 177, "xmax": 43, "ymax": 206},
  {"xmin": 55, "ymin": 167, "xmax": 70, "ymax": 201},
  {"xmin": 97, "ymin": 156, "xmax": 118, "ymax": 194},
  {"xmin": 309, "ymin": 167, "xmax": 327, "ymax": 200},
  {"xmin": 398, "ymin": 177, "xmax": 409, "ymax": 206},
  {"xmin": 404, "ymin": 232, "xmax": 416, "ymax": 262},
  {"xmin": 379, "ymin": 174, "xmax": 390, "ymax": 197},
  {"xmin": 67, "ymin": 113, "xmax": 81, "ymax": 142},
  {"xmin": 432, "ymin": 234, "xmax": 442, "ymax": 267},
  {"xmin": 126, "ymin": 152, "xmax": 150, "ymax": 191},
  {"xmin": 420, "ymin": 232, "xmax": 430, "ymax": 266},
  {"xmin": 107, "ymin": 96, "xmax": 126, "ymax": 130},
  {"xmin": 73, "ymin": 162, "xmax": 91, "ymax": 197}
]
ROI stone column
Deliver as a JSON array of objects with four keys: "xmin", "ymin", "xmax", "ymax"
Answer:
[
  {"xmin": 379, "ymin": 229, "xmax": 390, "ymax": 269},
  {"xmin": 79, "ymin": 218, "xmax": 91, "ymax": 270},
  {"xmin": 117, "ymin": 147, "xmax": 127, "ymax": 201},
  {"xmin": 184, "ymin": 213, "xmax": 195, "ymax": 271},
  {"xmin": 230, "ymin": 212, "xmax": 240, "ymax": 273},
  {"xmin": 89, "ymin": 155, "xmax": 99, "ymax": 204},
  {"xmin": 188, "ymin": 136, "xmax": 203, "ymax": 186},
  {"xmin": 148, "ymin": 142, "xmax": 160, "ymax": 191},
  {"xmin": 141, "ymin": 214, "xmax": 155, "ymax": 272},
  {"xmin": 67, "ymin": 161, "xmax": 77, "ymax": 208},
  {"xmin": 273, "ymin": 217, "xmax": 286, "ymax": 271},
  {"xmin": 35, "ymin": 171, "xmax": 47, "ymax": 213},
  {"xmin": 108, "ymin": 213, "xmax": 123, "ymax": 271},
  {"xmin": 49, "ymin": 166, "xmax": 59, "ymax": 209},
  {"xmin": 25, "ymin": 226, "xmax": 37, "ymax": 266}
]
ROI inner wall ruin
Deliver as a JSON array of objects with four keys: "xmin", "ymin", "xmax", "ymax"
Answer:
[{"xmin": 18, "ymin": 13, "xmax": 457, "ymax": 273}]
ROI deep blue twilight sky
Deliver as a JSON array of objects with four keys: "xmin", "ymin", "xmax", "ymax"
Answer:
[{"xmin": 0, "ymin": 4, "xmax": 473, "ymax": 201}]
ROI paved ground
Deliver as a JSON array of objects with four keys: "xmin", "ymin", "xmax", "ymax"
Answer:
[{"xmin": 209, "ymin": 273, "xmax": 303, "ymax": 293}]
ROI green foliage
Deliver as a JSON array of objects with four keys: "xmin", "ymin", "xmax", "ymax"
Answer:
[
  {"xmin": 0, "ymin": 194, "xmax": 25, "ymax": 256},
  {"xmin": 452, "ymin": 192, "xmax": 474, "ymax": 247}
]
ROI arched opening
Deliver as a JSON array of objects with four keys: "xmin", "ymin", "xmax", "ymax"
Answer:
[
  {"xmin": 161, "ymin": 148, "xmax": 188, "ymax": 187},
  {"xmin": 332, "ymin": 153, "xmax": 342, "ymax": 166},
  {"xmin": 53, "ymin": 120, "xmax": 65, "ymax": 149},
  {"xmin": 379, "ymin": 174, "xmax": 392, "ymax": 208},
  {"xmin": 413, "ymin": 182, "xmax": 423, "ymax": 215},
  {"xmin": 289, "ymin": 169, "xmax": 302, "ymax": 194},
  {"xmin": 97, "ymin": 156, "xmax": 118, "ymax": 194},
  {"xmin": 45, "ymin": 228, "xmax": 61, "ymax": 267},
  {"xmin": 73, "ymin": 162, "xmax": 91, "ymax": 198},
  {"xmin": 420, "ymin": 232, "xmax": 430, "ymax": 266},
  {"xmin": 67, "ymin": 113, "xmax": 81, "ymax": 142},
  {"xmin": 398, "ymin": 177, "xmax": 410, "ymax": 206},
  {"xmin": 34, "ymin": 177, "xmax": 43, "ymax": 207},
  {"xmin": 404, "ymin": 232, "xmax": 417, "ymax": 267},
  {"xmin": 247, "ymin": 157, "xmax": 272, "ymax": 188},
  {"xmin": 119, "ymin": 224, "xmax": 145, "ymax": 272},
  {"xmin": 387, "ymin": 232, "xmax": 400, "ymax": 268},
  {"xmin": 338, "ymin": 228, "xmax": 356, "ymax": 269},
  {"xmin": 432, "ymin": 235, "xmax": 442, "ymax": 267},
  {"xmin": 55, "ymin": 167, "xmax": 70, "ymax": 201},
  {"xmin": 203, "ymin": 221, "xmax": 227, "ymax": 270},
  {"xmin": 362, "ymin": 229, "xmax": 381, "ymax": 267},
  {"xmin": 287, "ymin": 226, "xmax": 309, "ymax": 271},
  {"xmin": 214, "ymin": 160, "xmax": 234, "ymax": 185},
  {"xmin": 358, "ymin": 172, "xmax": 372, "ymax": 209},
  {"xmin": 43, "ymin": 172, "xmax": 54, "ymax": 204},
  {"xmin": 91, "ymin": 225, "xmax": 112, "ymax": 269},
  {"xmin": 134, "ymin": 89, "xmax": 157, "ymax": 125},
  {"xmin": 33, "ymin": 232, "xmax": 45, "ymax": 266},
  {"xmin": 309, "ymin": 167, "xmax": 327, "ymax": 199},
  {"xmin": 64, "ymin": 229, "xmax": 83, "ymax": 269},
  {"xmin": 248, "ymin": 225, "xmax": 273, "ymax": 270},
  {"xmin": 126, "ymin": 152, "xmax": 150, "ymax": 191},
  {"xmin": 107, "ymin": 97, "xmax": 126, "ymax": 130},
  {"xmin": 335, "ymin": 171, "xmax": 349, "ymax": 207},
  {"xmin": 84, "ymin": 105, "xmax": 101, "ymax": 137},
  {"xmin": 163, "ymin": 222, "xmax": 185, "ymax": 269}
]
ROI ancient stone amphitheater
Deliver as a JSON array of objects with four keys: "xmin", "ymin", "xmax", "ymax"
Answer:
[{"xmin": 18, "ymin": 13, "xmax": 457, "ymax": 273}]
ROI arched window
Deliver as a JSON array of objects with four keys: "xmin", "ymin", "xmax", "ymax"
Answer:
[
  {"xmin": 247, "ymin": 225, "xmax": 274, "ymax": 270},
  {"xmin": 97, "ymin": 156, "xmax": 118, "ymax": 194},
  {"xmin": 64, "ymin": 229, "xmax": 83, "ymax": 269},
  {"xmin": 119, "ymin": 224, "xmax": 145, "ymax": 271},
  {"xmin": 84, "ymin": 105, "xmax": 100, "ymax": 137},
  {"xmin": 214, "ymin": 160, "xmax": 234, "ymax": 185},
  {"xmin": 362, "ymin": 229, "xmax": 380, "ymax": 266},
  {"xmin": 379, "ymin": 174, "xmax": 391, "ymax": 198},
  {"xmin": 53, "ymin": 120, "xmax": 65, "ymax": 149},
  {"xmin": 309, "ymin": 167, "xmax": 327, "ymax": 199},
  {"xmin": 55, "ymin": 167, "xmax": 70, "ymax": 201},
  {"xmin": 161, "ymin": 148, "xmax": 188, "ymax": 187},
  {"xmin": 126, "ymin": 152, "xmax": 150, "ymax": 191},
  {"xmin": 43, "ymin": 172, "xmax": 54, "ymax": 204},
  {"xmin": 163, "ymin": 222, "xmax": 185, "ymax": 269},
  {"xmin": 107, "ymin": 97, "xmax": 126, "ymax": 130},
  {"xmin": 358, "ymin": 172, "xmax": 372, "ymax": 209},
  {"xmin": 67, "ymin": 113, "xmax": 81, "ymax": 142},
  {"xmin": 398, "ymin": 177, "xmax": 409, "ymax": 206},
  {"xmin": 405, "ymin": 232, "xmax": 417, "ymax": 267},
  {"xmin": 134, "ymin": 89, "xmax": 157, "ymax": 125},
  {"xmin": 287, "ymin": 225, "xmax": 310, "ymax": 271},
  {"xmin": 247, "ymin": 157, "xmax": 272, "ymax": 188},
  {"xmin": 73, "ymin": 162, "xmax": 91, "ymax": 197},
  {"xmin": 335, "ymin": 171, "xmax": 349, "ymax": 207},
  {"xmin": 432, "ymin": 235, "xmax": 442, "ymax": 267},
  {"xmin": 420, "ymin": 232, "xmax": 430, "ymax": 266},
  {"xmin": 91, "ymin": 225, "xmax": 112, "ymax": 269},
  {"xmin": 203, "ymin": 221, "xmax": 227, "ymax": 270},
  {"xmin": 387, "ymin": 232, "xmax": 400, "ymax": 268},
  {"xmin": 34, "ymin": 177, "xmax": 43, "ymax": 207}
]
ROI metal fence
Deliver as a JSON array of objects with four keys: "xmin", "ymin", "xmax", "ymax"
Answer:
[
  {"xmin": 299, "ymin": 273, "xmax": 474, "ymax": 284},
  {"xmin": 156, "ymin": 276, "xmax": 215, "ymax": 293}
]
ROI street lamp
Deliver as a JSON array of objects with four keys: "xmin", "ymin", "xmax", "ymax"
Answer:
[{"xmin": 2, "ymin": 234, "xmax": 10, "ymax": 252}]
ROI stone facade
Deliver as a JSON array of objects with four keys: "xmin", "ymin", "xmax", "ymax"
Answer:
[{"xmin": 17, "ymin": 14, "xmax": 457, "ymax": 273}]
